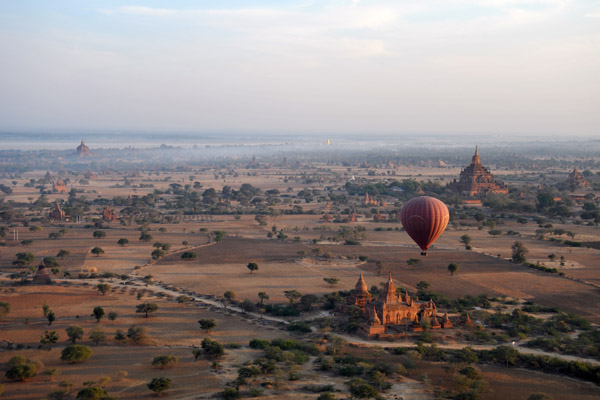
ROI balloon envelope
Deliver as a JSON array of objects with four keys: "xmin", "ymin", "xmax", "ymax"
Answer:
[{"xmin": 400, "ymin": 196, "xmax": 449, "ymax": 253}]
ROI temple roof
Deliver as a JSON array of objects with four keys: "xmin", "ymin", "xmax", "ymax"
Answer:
[{"xmin": 355, "ymin": 272, "xmax": 368, "ymax": 292}]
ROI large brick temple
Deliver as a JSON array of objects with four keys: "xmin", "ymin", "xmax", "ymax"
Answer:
[{"xmin": 446, "ymin": 147, "xmax": 508, "ymax": 196}]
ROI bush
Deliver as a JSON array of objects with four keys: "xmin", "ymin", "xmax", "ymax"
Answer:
[
  {"xmin": 61, "ymin": 345, "xmax": 93, "ymax": 363},
  {"xmin": 202, "ymin": 337, "xmax": 224, "ymax": 359},
  {"xmin": 303, "ymin": 384, "xmax": 335, "ymax": 393},
  {"xmin": 5, "ymin": 356, "xmax": 37, "ymax": 381},
  {"xmin": 148, "ymin": 377, "xmax": 172, "ymax": 396},
  {"xmin": 127, "ymin": 325, "xmax": 147, "ymax": 344},
  {"xmin": 151, "ymin": 355, "xmax": 178, "ymax": 369},
  {"xmin": 222, "ymin": 387, "xmax": 240, "ymax": 399},
  {"xmin": 75, "ymin": 387, "xmax": 107, "ymax": 400},
  {"xmin": 287, "ymin": 322, "xmax": 312, "ymax": 333},
  {"xmin": 249, "ymin": 339, "xmax": 270, "ymax": 349},
  {"xmin": 181, "ymin": 251, "xmax": 197, "ymax": 260}
]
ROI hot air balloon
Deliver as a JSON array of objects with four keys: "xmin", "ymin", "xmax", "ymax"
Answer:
[{"xmin": 400, "ymin": 196, "xmax": 449, "ymax": 255}]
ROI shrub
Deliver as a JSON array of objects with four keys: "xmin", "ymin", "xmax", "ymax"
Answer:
[
  {"xmin": 181, "ymin": 251, "xmax": 197, "ymax": 260},
  {"xmin": 75, "ymin": 387, "xmax": 107, "ymax": 400},
  {"xmin": 127, "ymin": 325, "xmax": 147, "ymax": 344},
  {"xmin": 202, "ymin": 337, "xmax": 224, "ymax": 359},
  {"xmin": 249, "ymin": 339, "xmax": 270, "ymax": 349},
  {"xmin": 148, "ymin": 377, "xmax": 172, "ymax": 396},
  {"xmin": 287, "ymin": 322, "xmax": 312, "ymax": 333},
  {"xmin": 61, "ymin": 345, "xmax": 93, "ymax": 363},
  {"xmin": 222, "ymin": 387, "xmax": 240, "ymax": 399},
  {"xmin": 5, "ymin": 356, "xmax": 37, "ymax": 381},
  {"xmin": 152, "ymin": 355, "xmax": 178, "ymax": 369}
]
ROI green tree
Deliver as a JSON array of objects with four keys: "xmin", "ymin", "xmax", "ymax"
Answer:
[
  {"xmin": 151, "ymin": 355, "xmax": 178, "ymax": 369},
  {"xmin": 222, "ymin": 387, "xmax": 240, "ymax": 400},
  {"xmin": 13, "ymin": 252, "xmax": 35, "ymax": 266},
  {"xmin": 223, "ymin": 291, "xmax": 236, "ymax": 308},
  {"xmin": 257, "ymin": 291, "xmax": 269, "ymax": 306},
  {"xmin": 201, "ymin": 337, "xmax": 224, "ymax": 359},
  {"xmin": 323, "ymin": 277, "xmax": 339, "ymax": 287},
  {"xmin": 92, "ymin": 306, "xmax": 105, "ymax": 323},
  {"xmin": 151, "ymin": 249, "xmax": 166, "ymax": 260},
  {"xmin": 448, "ymin": 263, "xmax": 459, "ymax": 276},
  {"xmin": 66, "ymin": 325, "xmax": 84, "ymax": 343},
  {"xmin": 5, "ymin": 356, "xmax": 37, "ymax": 381},
  {"xmin": 212, "ymin": 231, "xmax": 225, "ymax": 243},
  {"xmin": 148, "ymin": 377, "xmax": 172, "ymax": 396},
  {"xmin": 460, "ymin": 234, "xmax": 472, "ymax": 248},
  {"xmin": 127, "ymin": 325, "xmax": 147, "ymax": 344},
  {"xmin": 300, "ymin": 294, "xmax": 319, "ymax": 311},
  {"xmin": 89, "ymin": 327, "xmax": 106, "ymax": 346},
  {"xmin": 75, "ymin": 387, "xmax": 107, "ymax": 400},
  {"xmin": 416, "ymin": 281, "xmax": 430, "ymax": 291},
  {"xmin": 108, "ymin": 311, "xmax": 118, "ymax": 321},
  {"xmin": 347, "ymin": 378, "xmax": 379, "ymax": 399},
  {"xmin": 493, "ymin": 345, "xmax": 519, "ymax": 367},
  {"xmin": 198, "ymin": 318, "xmax": 216, "ymax": 333},
  {"xmin": 511, "ymin": 241, "xmax": 528, "ymax": 263},
  {"xmin": 136, "ymin": 303, "xmax": 159, "ymax": 318},
  {"xmin": 42, "ymin": 301, "xmax": 50, "ymax": 316},
  {"xmin": 92, "ymin": 230, "xmax": 106, "ymax": 239},
  {"xmin": 97, "ymin": 283, "xmax": 110, "ymax": 296},
  {"xmin": 192, "ymin": 348, "xmax": 202, "ymax": 361},
  {"xmin": 117, "ymin": 238, "xmax": 129, "ymax": 247},
  {"xmin": 139, "ymin": 232, "xmax": 153, "ymax": 242},
  {"xmin": 90, "ymin": 247, "xmax": 104, "ymax": 257},
  {"xmin": 246, "ymin": 262, "xmax": 259, "ymax": 274},
  {"xmin": 537, "ymin": 192, "xmax": 555, "ymax": 210},
  {"xmin": 181, "ymin": 251, "xmax": 197, "ymax": 260},
  {"xmin": 57, "ymin": 249, "xmax": 71, "ymax": 259},
  {"xmin": 47, "ymin": 310, "xmax": 56, "ymax": 325},
  {"xmin": 284, "ymin": 289, "xmax": 302, "ymax": 305},
  {"xmin": 61, "ymin": 345, "xmax": 93, "ymax": 363},
  {"xmin": 43, "ymin": 257, "xmax": 60, "ymax": 268}
]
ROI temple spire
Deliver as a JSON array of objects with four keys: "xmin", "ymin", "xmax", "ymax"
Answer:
[
  {"xmin": 384, "ymin": 272, "xmax": 397, "ymax": 303},
  {"xmin": 355, "ymin": 272, "xmax": 368, "ymax": 292},
  {"xmin": 471, "ymin": 146, "xmax": 481, "ymax": 165}
]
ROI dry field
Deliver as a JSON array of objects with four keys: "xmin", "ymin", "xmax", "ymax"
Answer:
[
  {"xmin": 0, "ymin": 282, "xmax": 287, "ymax": 399},
  {"xmin": 1, "ymin": 165, "xmax": 599, "ymax": 399}
]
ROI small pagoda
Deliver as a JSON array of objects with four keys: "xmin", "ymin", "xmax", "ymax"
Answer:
[
  {"xmin": 33, "ymin": 260, "xmax": 52, "ymax": 284},
  {"xmin": 49, "ymin": 201, "xmax": 66, "ymax": 221}
]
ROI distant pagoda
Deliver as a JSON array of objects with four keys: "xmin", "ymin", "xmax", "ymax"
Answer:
[
  {"xmin": 446, "ymin": 147, "xmax": 508, "ymax": 197},
  {"xmin": 52, "ymin": 179, "xmax": 67, "ymax": 193},
  {"xmin": 565, "ymin": 168, "xmax": 589, "ymax": 190},
  {"xmin": 76, "ymin": 139, "xmax": 92, "ymax": 156}
]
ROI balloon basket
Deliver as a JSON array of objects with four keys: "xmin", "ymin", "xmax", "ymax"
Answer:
[{"xmin": 421, "ymin": 252, "xmax": 427, "ymax": 256}]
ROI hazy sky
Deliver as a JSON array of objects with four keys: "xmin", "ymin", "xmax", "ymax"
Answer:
[{"xmin": 0, "ymin": 0, "xmax": 598, "ymax": 136}]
